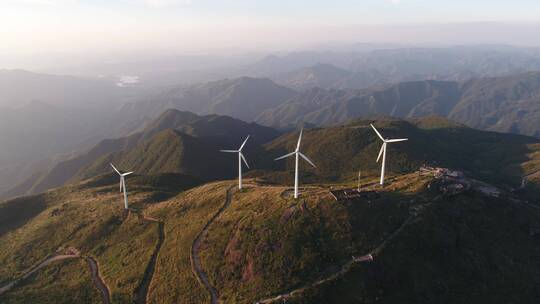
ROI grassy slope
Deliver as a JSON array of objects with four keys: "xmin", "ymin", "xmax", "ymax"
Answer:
[
  {"xmin": 291, "ymin": 192, "xmax": 540, "ymax": 304},
  {"xmin": 1, "ymin": 258, "xmax": 101, "ymax": 304},
  {"xmin": 0, "ymin": 173, "xmax": 200, "ymax": 303},
  {"xmin": 91, "ymin": 212, "xmax": 158, "ymax": 303},
  {"xmin": 197, "ymin": 174, "xmax": 434, "ymax": 303},
  {"xmin": 145, "ymin": 181, "xmax": 233, "ymax": 304},
  {"xmin": 2, "ymin": 162, "xmax": 540, "ymax": 304},
  {"xmin": 78, "ymin": 129, "xmax": 235, "ymax": 182},
  {"xmin": 261, "ymin": 119, "xmax": 540, "ymax": 200}
]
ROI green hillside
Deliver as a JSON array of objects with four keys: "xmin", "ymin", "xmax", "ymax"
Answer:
[
  {"xmin": 61, "ymin": 117, "xmax": 540, "ymax": 204},
  {"xmin": 289, "ymin": 192, "xmax": 540, "ymax": 304},
  {"xmin": 2, "ymin": 166, "xmax": 540, "ymax": 303},
  {"xmin": 0, "ymin": 173, "xmax": 201, "ymax": 303},
  {"xmin": 1, "ymin": 258, "xmax": 102, "ymax": 304},
  {"xmin": 258, "ymin": 118, "xmax": 540, "ymax": 194},
  {"xmin": 1, "ymin": 109, "xmax": 279, "ymax": 200}
]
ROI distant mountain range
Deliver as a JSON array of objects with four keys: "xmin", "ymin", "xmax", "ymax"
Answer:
[
  {"xmin": 121, "ymin": 77, "xmax": 296, "ymax": 122},
  {"xmin": 118, "ymin": 70, "xmax": 540, "ymax": 139},
  {"xmin": 266, "ymin": 46, "xmax": 540, "ymax": 90},
  {"xmin": 257, "ymin": 71, "xmax": 540, "ymax": 138}
]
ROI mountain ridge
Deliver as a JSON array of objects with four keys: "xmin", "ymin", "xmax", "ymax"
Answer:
[
  {"xmin": 257, "ymin": 71, "xmax": 540, "ymax": 138},
  {"xmin": 121, "ymin": 76, "xmax": 296, "ymax": 122},
  {"xmin": 0, "ymin": 109, "xmax": 280, "ymax": 200}
]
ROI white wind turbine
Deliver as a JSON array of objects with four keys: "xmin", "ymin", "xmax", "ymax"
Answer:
[
  {"xmin": 111, "ymin": 164, "xmax": 133, "ymax": 209},
  {"xmin": 371, "ymin": 124, "xmax": 408, "ymax": 186},
  {"xmin": 220, "ymin": 136, "xmax": 250, "ymax": 189},
  {"xmin": 274, "ymin": 129, "xmax": 316, "ymax": 199}
]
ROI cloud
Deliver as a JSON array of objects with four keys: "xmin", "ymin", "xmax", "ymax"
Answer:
[{"xmin": 387, "ymin": 0, "xmax": 402, "ymax": 4}]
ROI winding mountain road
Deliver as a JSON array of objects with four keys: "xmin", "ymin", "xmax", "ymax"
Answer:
[
  {"xmin": 0, "ymin": 247, "xmax": 111, "ymax": 304},
  {"xmin": 85, "ymin": 256, "xmax": 111, "ymax": 304},
  {"xmin": 133, "ymin": 215, "xmax": 165, "ymax": 304},
  {"xmin": 191, "ymin": 185, "xmax": 236, "ymax": 304},
  {"xmin": 0, "ymin": 251, "xmax": 79, "ymax": 296}
]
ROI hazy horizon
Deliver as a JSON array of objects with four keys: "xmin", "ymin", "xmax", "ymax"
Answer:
[{"xmin": 2, "ymin": 0, "xmax": 540, "ymax": 71}]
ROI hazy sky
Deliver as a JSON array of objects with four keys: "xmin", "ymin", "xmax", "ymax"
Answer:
[{"xmin": 1, "ymin": 0, "xmax": 540, "ymax": 55}]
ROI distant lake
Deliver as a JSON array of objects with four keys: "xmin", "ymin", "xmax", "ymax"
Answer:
[{"xmin": 117, "ymin": 75, "xmax": 140, "ymax": 87}]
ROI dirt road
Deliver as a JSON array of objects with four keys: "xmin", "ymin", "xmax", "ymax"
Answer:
[
  {"xmin": 191, "ymin": 185, "xmax": 235, "ymax": 304},
  {"xmin": 134, "ymin": 216, "xmax": 165, "ymax": 304},
  {"xmin": 85, "ymin": 256, "xmax": 111, "ymax": 304},
  {"xmin": 0, "ymin": 248, "xmax": 111, "ymax": 304}
]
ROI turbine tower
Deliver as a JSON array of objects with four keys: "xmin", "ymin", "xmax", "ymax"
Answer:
[
  {"xmin": 274, "ymin": 129, "xmax": 316, "ymax": 199},
  {"xmin": 111, "ymin": 164, "xmax": 133, "ymax": 209},
  {"xmin": 220, "ymin": 136, "xmax": 250, "ymax": 189},
  {"xmin": 370, "ymin": 124, "xmax": 408, "ymax": 186}
]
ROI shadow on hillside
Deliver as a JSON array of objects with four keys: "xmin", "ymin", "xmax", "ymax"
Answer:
[
  {"xmin": 418, "ymin": 127, "xmax": 539, "ymax": 188},
  {"xmin": 0, "ymin": 194, "xmax": 47, "ymax": 238},
  {"xmin": 80, "ymin": 172, "xmax": 205, "ymax": 204},
  {"xmin": 290, "ymin": 190, "xmax": 540, "ymax": 304}
]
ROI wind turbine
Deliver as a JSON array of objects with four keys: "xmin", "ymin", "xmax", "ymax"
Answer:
[
  {"xmin": 274, "ymin": 129, "xmax": 316, "ymax": 199},
  {"xmin": 111, "ymin": 164, "xmax": 133, "ymax": 209},
  {"xmin": 371, "ymin": 124, "xmax": 408, "ymax": 186},
  {"xmin": 220, "ymin": 136, "xmax": 250, "ymax": 189}
]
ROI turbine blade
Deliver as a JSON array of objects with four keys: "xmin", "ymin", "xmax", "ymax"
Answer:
[
  {"xmin": 386, "ymin": 138, "xmax": 408, "ymax": 143},
  {"xmin": 119, "ymin": 177, "xmax": 123, "ymax": 192},
  {"xmin": 376, "ymin": 144, "xmax": 385, "ymax": 162},
  {"xmin": 110, "ymin": 163, "xmax": 121, "ymax": 175},
  {"xmin": 370, "ymin": 124, "xmax": 384, "ymax": 141},
  {"xmin": 299, "ymin": 152, "xmax": 316, "ymax": 168},
  {"xmin": 240, "ymin": 153, "xmax": 250, "ymax": 169},
  {"xmin": 274, "ymin": 151, "xmax": 296, "ymax": 161},
  {"xmin": 122, "ymin": 172, "xmax": 134, "ymax": 176},
  {"xmin": 296, "ymin": 128, "xmax": 303, "ymax": 152},
  {"xmin": 239, "ymin": 135, "xmax": 250, "ymax": 151},
  {"xmin": 220, "ymin": 150, "xmax": 238, "ymax": 153}
]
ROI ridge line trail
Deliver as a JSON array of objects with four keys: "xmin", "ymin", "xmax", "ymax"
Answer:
[
  {"xmin": 254, "ymin": 195, "xmax": 441, "ymax": 304},
  {"xmin": 0, "ymin": 247, "xmax": 112, "ymax": 304},
  {"xmin": 133, "ymin": 211, "xmax": 165, "ymax": 304},
  {"xmin": 191, "ymin": 185, "xmax": 236, "ymax": 304}
]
